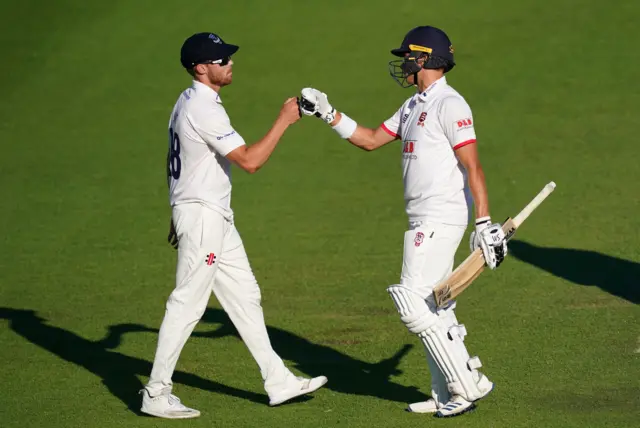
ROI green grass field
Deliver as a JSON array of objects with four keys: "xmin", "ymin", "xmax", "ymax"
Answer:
[{"xmin": 1, "ymin": 1, "xmax": 638, "ymax": 427}]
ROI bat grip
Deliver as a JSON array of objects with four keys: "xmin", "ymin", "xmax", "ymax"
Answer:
[{"xmin": 512, "ymin": 182, "xmax": 556, "ymax": 227}]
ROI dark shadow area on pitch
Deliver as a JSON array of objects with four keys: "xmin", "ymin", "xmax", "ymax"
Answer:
[
  {"xmin": 0, "ymin": 307, "xmax": 267, "ymax": 413},
  {"xmin": 194, "ymin": 307, "xmax": 426, "ymax": 404},
  {"xmin": 509, "ymin": 241, "xmax": 640, "ymax": 304}
]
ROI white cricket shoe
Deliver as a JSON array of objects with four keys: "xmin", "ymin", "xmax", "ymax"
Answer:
[
  {"xmin": 140, "ymin": 389, "xmax": 201, "ymax": 419},
  {"xmin": 268, "ymin": 376, "xmax": 328, "ymax": 406},
  {"xmin": 435, "ymin": 375, "xmax": 494, "ymax": 418},
  {"xmin": 407, "ymin": 398, "xmax": 440, "ymax": 413},
  {"xmin": 435, "ymin": 396, "xmax": 476, "ymax": 418}
]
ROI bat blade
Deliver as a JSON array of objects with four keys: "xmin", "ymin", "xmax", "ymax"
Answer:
[
  {"xmin": 432, "ymin": 249, "xmax": 486, "ymax": 306},
  {"xmin": 433, "ymin": 219, "xmax": 513, "ymax": 307},
  {"xmin": 433, "ymin": 182, "xmax": 556, "ymax": 308}
]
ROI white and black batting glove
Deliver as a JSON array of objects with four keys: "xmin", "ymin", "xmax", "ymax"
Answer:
[
  {"xmin": 299, "ymin": 88, "xmax": 336, "ymax": 123},
  {"xmin": 470, "ymin": 217, "xmax": 508, "ymax": 269}
]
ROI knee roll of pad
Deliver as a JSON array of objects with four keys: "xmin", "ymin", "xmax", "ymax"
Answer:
[{"xmin": 387, "ymin": 285, "xmax": 438, "ymax": 334}]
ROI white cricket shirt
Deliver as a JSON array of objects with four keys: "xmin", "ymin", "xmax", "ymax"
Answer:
[
  {"xmin": 382, "ymin": 76, "xmax": 476, "ymax": 226},
  {"xmin": 167, "ymin": 81, "xmax": 245, "ymax": 219}
]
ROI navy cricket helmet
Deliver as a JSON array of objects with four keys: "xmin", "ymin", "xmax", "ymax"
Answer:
[{"xmin": 389, "ymin": 26, "xmax": 455, "ymax": 88}]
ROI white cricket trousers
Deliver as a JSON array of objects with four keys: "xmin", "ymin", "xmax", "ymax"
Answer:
[
  {"xmin": 400, "ymin": 220, "xmax": 466, "ymax": 298},
  {"xmin": 146, "ymin": 203, "xmax": 295, "ymax": 397},
  {"xmin": 400, "ymin": 220, "xmax": 469, "ymax": 404}
]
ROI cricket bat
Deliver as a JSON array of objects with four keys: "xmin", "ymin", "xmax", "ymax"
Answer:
[{"xmin": 433, "ymin": 181, "xmax": 556, "ymax": 308}]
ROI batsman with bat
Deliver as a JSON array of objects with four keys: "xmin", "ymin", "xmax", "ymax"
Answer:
[{"xmin": 299, "ymin": 26, "xmax": 506, "ymax": 417}]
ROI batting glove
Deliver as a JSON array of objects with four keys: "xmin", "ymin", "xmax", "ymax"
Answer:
[
  {"xmin": 470, "ymin": 217, "xmax": 508, "ymax": 269},
  {"xmin": 299, "ymin": 88, "xmax": 337, "ymax": 124}
]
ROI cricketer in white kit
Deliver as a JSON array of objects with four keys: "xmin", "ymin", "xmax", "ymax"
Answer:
[
  {"xmin": 140, "ymin": 32, "xmax": 327, "ymax": 419},
  {"xmin": 299, "ymin": 26, "xmax": 507, "ymax": 418}
]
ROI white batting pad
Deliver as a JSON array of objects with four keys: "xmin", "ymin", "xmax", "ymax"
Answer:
[
  {"xmin": 426, "ymin": 352, "xmax": 450, "ymax": 407},
  {"xmin": 387, "ymin": 285, "xmax": 492, "ymax": 402}
]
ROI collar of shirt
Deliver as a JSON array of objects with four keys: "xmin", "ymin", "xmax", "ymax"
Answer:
[
  {"xmin": 192, "ymin": 80, "xmax": 222, "ymax": 104},
  {"xmin": 415, "ymin": 76, "xmax": 447, "ymax": 103}
]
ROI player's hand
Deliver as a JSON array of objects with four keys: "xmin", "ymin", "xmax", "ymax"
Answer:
[
  {"xmin": 469, "ymin": 217, "xmax": 491, "ymax": 253},
  {"xmin": 300, "ymin": 88, "xmax": 337, "ymax": 123},
  {"xmin": 469, "ymin": 217, "xmax": 507, "ymax": 269},
  {"xmin": 168, "ymin": 218, "xmax": 178, "ymax": 250},
  {"xmin": 278, "ymin": 97, "xmax": 302, "ymax": 126}
]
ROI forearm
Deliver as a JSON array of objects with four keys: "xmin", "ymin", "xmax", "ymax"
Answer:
[
  {"xmin": 300, "ymin": 88, "xmax": 395, "ymax": 151},
  {"xmin": 467, "ymin": 165, "xmax": 490, "ymax": 218},
  {"xmin": 330, "ymin": 112, "xmax": 380, "ymax": 151},
  {"xmin": 245, "ymin": 119, "xmax": 289, "ymax": 171},
  {"xmin": 348, "ymin": 126, "xmax": 381, "ymax": 151}
]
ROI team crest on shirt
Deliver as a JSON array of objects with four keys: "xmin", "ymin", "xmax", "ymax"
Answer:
[
  {"xmin": 417, "ymin": 112, "xmax": 427, "ymax": 127},
  {"xmin": 414, "ymin": 232, "xmax": 425, "ymax": 247}
]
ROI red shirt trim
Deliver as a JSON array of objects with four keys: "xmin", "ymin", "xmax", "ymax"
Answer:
[
  {"xmin": 453, "ymin": 139, "xmax": 477, "ymax": 150},
  {"xmin": 381, "ymin": 123, "xmax": 399, "ymax": 139}
]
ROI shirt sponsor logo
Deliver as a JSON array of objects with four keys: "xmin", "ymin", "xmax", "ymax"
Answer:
[
  {"xmin": 417, "ymin": 111, "xmax": 427, "ymax": 127},
  {"xmin": 204, "ymin": 252, "xmax": 217, "ymax": 265},
  {"xmin": 401, "ymin": 113, "xmax": 410, "ymax": 123},
  {"xmin": 456, "ymin": 118, "xmax": 473, "ymax": 130},
  {"xmin": 403, "ymin": 140, "xmax": 415, "ymax": 153},
  {"xmin": 402, "ymin": 140, "xmax": 417, "ymax": 160},
  {"xmin": 216, "ymin": 130, "xmax": 236, "ymax": 140}
]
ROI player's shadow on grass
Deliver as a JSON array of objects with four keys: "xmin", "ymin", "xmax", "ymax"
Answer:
[
  {"xmin": 195, "ymin": 307, "xmax": 425, "ymax": 404},
  {"xmin": 0, "ymin": 307, "xmax": 266, "ymax": 413},
  {"xmin": 509, "ymin": 240, "xmax": 640, "ymax": 304}
]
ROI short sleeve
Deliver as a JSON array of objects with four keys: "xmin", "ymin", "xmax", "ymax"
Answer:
[
  {"xmin": 381, "ymin": 106, "xmax": 402, "ymax": 139},
  {"xmin": 439, "ymin": 97, "xmax": 477, "ymax": 150},
  {"xmin": 190, "ymin": 105, "xmax": 246, "ymax": 156}
]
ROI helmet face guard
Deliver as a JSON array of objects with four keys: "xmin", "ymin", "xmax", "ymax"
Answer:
[{"xmin": 388, "ymin": 44, "xmax": 433, "ymax": 88}]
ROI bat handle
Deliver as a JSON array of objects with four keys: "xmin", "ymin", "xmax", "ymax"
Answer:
[{"xmin": 512, "ymin": 181, "xmax": 556, "ymax": 228}]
